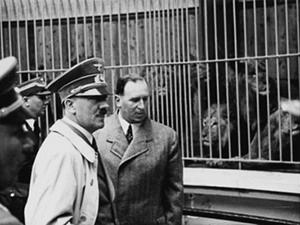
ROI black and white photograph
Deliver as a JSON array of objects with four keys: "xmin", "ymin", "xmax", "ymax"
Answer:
[{"xmin": 0, "ymin": 0, "xmax": 299, "ymax": 224}]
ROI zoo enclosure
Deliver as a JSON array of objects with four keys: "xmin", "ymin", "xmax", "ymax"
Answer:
[{"xmin": 1, "ymin": 0, "xmax": 300, "ymax": 171}]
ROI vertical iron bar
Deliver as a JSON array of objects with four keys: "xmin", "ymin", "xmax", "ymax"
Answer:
[
  {"xmin": 284, "ymin": 0, "xmax": 293, "ymax": 161},
  {"xmin": 185, "ymin": 0, "xmax": 194, "ymax": 157},
  {"xmin": 180, "ymin": 0, "xmax": 186, "ymax": 156},
  {"xmin": 144, "ymin": 0, "xmax": 151, "ymax": 116},
  {"xmin": 100, "ymin": 0, "xmax": 105, "ymax": 60},
  {"xmin": 195, "ymin": 0, "xmax": 203, "ymax": 158},
  {"xmin": 8, "ymin": 1, "xmax": 12, "ymax": 56},
  {"xmin": 92, "ymin": 0, "xmax": 96, "ymax": 56},
  {"xmin": 162, "ymin": 0, "xmax": 170, "ymax": 127},
  {"xmin": 135, "ymin": 0, "xmax": 139, "ymax": 71},
  {"xmin": 223, "ymin": 0, "xmax": 232, "ymax": 158},
  {"xmin": 153, "ymin": 0, "xmax": 160, "ymax": 123},
  {"xmin": 109, "ymin": 0, "xmax": 115, "ymax": 96},
  {"xmin": 158, "ymin": 0, "xmax": 164, "ymax": 124},
  {"xmin": 47, "ymin": 1, "xmax": 54, "ymax": 135},
  {"xmin": 263, "ymin": 0, "xmax": 272, "ymax": 161},
  {"xmin": 84, "ymin": 2, "xmax": 88, "ymax": 59},
  {"xmin": 274, "ymin": 0, "xmax": 283, "ymax": 161},
  {"xmin": 213, "ymin": 0, "xmax": 222, "ymax": 159},
  {"xmin": 204, "ymin": 0, "xmax": 212, "ymax": 158},
  {"xmin": 149, "ymin": 0, "xmax": 155, "ymax": 120},
  {"xmin": 16, "ymin": 3, "xmax": 21, "ymax": 83},
  {"xmin": 126, "ymin": 0, "xmax": 131, "ymax": 72},
  {"xmin": 243, "ymin": 0, "xmax": 252, "ymax": 159},
  {"xmin": 118, "ymin": 0, "xmax": 122, "ymax": 71},
  {"xmin": 67, "ymin": 14, "xmax": 71, "ymax": 67},
  {"xmin": 75, "ymin": 2, "xmax": 79, "ymax": 63},
  {"xmin": 176, "ymin": 0, "xmax": 185, "ymax": 154},
  {"xmin": 55, "ymin": 2, "xmax": 63, "ymax": 122},
  {"xmin": 232, "ymin": 0, "xmax": 242, "ymax": 167},
  {"xmin": 158, "ymin": 0, "xmax": 166, "ymax": 126},
  {"xmin": 253, "ymin": 0, "xmax": 262, "ymax": 159},
  {"xmin": 172, "ymin": 0, "xmax": 179, "ymax": 141},
  {"xmin": 166, "ymin": 0, "xmax": 175, "ymax": 128},
  {"xmin": 117, "ymin": 0, "xmax": 122, "ymax": 78}
]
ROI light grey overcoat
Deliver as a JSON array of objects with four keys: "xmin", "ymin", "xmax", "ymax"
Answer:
[{"xmin": 25, "ymin": 119, "xmax": 114, "ymax": 225}]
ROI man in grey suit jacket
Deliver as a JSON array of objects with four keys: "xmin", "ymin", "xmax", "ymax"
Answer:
[{"xmin": 94, "ymin": 74, "xmax": 183, "ymax": 225}]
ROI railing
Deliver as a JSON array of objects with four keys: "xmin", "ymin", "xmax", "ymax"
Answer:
[{"xmin": 183, "ymin": 167, "xmax": 300, "ymax": 224}]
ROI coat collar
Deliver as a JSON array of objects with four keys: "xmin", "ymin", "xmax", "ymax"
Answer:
[
  {"xmin": 50, "ymin": 119, "xmax": 96, "ymax": 163},
  {"xmin": 106, "ymin": 112, "xmax": 153, "ymax": 164}
]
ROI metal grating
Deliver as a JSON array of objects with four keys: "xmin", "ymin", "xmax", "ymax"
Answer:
[{"xmin": 1, "ymin": 0, "xmax": 300, "ymax": 171}]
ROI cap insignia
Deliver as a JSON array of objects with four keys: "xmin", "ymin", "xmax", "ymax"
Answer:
[
  {"xmin": 94, "ymin": 63, "xmax": 103, "ymax": 73},
  {"xmin": 95, "ymin": 73, "xmax": 105, "ymax": 83}
]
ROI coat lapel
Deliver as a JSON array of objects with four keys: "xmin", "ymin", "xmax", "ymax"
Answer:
[
  {"xmin": 52, "ymin": 119, "xmax": 116, "ymax": 201},
  {"xmin": 104, "ymin": 113, "xmax": 153, "ymax": 166},
  {"xmin": 108, "ymin": 132, "xmax": 128, "ymax": 159},
  {"xmin": 50, "ymin": 120, "xmax": 96, "ymax": 163},
  {"xmin": 106, "ymin": 114, "xmax": 129, "ymax": 159},
  {"xmin": 120, "ymin": 118, "xmax": 153, "ymax": 166}
]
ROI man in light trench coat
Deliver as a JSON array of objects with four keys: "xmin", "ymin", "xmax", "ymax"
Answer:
[{"xmin": 25, "ymin": 58, "xmax": 115, "ymax": 225}]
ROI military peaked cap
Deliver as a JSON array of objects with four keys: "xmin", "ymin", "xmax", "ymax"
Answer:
[
  {"xmin": 0, "ymin": 56, "xmax": 24, "ymax": 119},
  {"xmin": 17, "ymin": 76, "xmax": 51, "ymax": 96},
  {"xmin": 47, "ymin": 57, "xmax": 110, "ymax": 101}
]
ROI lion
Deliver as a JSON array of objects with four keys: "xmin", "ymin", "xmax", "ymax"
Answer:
[
  {"xmin": 201, "ymin": 103, "xmax": 240, "ymax": 158},
  {"xmin": 247, "ymin": 107, "xmax": 300, "ymax": 161}
]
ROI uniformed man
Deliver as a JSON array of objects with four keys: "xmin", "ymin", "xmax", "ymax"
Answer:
[
  {"xmin": 0, "ymin": 56, "xmax": 34, "ymax": 225},
  {"xmin": 17, "ymin": 76, "xmax": 51, "ymax": 183},
  {"xmin": 0, "ymin": 77, "xmax": 52, "ymax": 223},
  {"xmin": 25, "ymin": 58, "xmax": 115, "ymax": 225}
]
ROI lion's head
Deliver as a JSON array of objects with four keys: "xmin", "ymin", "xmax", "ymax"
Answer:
[{"xmin": 202, "ymin": 104, "xmax": 237, "ymax": 158}]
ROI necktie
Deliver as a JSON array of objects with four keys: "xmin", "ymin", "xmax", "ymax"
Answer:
[{"xmin": 126, "ymin": 125, "xmax": 133, "ymax": 144}]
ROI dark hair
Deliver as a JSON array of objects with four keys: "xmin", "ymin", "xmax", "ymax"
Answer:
[{"xmin": 115, "ymin": 74, "xmax": 147, "ymax": 95}]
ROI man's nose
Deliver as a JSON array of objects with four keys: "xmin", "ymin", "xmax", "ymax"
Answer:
[{"xmin": 137, "ymin": 99, "xmax": 146, "ymax": 109}]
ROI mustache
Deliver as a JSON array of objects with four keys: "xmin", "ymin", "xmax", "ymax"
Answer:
[{"xmin": 99, "ymin": 108, "xmax": 107, "ymax": 115}]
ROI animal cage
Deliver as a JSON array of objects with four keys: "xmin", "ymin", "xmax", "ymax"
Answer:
[{"xmin": 1, "ymin": 0, "xmax": 300, "ymax": 172}]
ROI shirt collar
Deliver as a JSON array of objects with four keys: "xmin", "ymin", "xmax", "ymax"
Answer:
[
  {"xmin": 118, "ymin": 112, "xmax": 129, "ymax": 135},
  {"xmin": 118, "ymin": 111, "xmax": 141, "ymax": 135},
  {"xmin": 63, "ymin": 117, "xmax": 93, "ymax": 144},
  {"xmin": 26, "ymin": 119, "xmax": 35, "ymax": 130}
]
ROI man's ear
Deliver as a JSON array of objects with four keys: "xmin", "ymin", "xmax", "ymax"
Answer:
[
  {"xmin": 64, "ymin": 98, "xmax": 76, "ymax": 114},
  {"xmin": 115, "ymin": 95, "xmax": 121, "ymax": 108}
]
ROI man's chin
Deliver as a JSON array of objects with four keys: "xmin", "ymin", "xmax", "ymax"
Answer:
[{"xmin": 134, "ymin": 114, "xmax": 147, "ymax": 122}]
